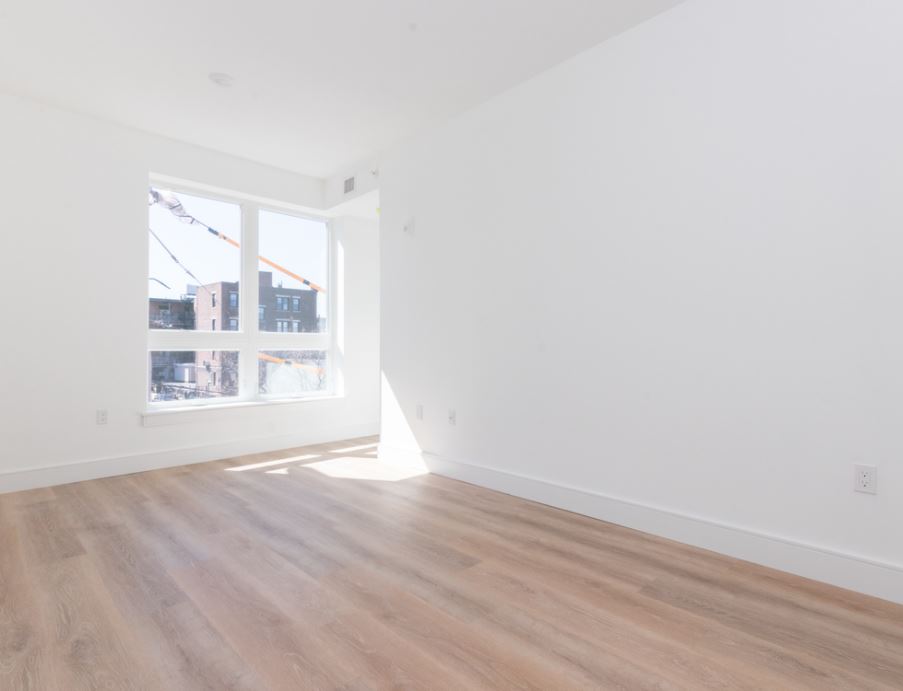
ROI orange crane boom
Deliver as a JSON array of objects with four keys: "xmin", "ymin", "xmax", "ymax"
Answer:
[
  {"xmin": 150, "ymin": 188, "xmax": 326, "ymax": 293},
  {"xmin": 257, "ymin": 352, "xmax": 324, "ymax": 376}
]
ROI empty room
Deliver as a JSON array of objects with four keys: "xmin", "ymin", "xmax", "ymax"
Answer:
[{"xmin": 1, "ymin": 0, "xmax": 902, "ymax": 688}]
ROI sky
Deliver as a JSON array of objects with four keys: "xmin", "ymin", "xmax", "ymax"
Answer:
[{"xmin": 148, "ymin": 189, "xmax": 328, "ymax": 320}]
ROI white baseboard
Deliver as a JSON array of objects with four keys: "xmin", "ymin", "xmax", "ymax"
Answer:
[
  {"xmin": 378, "ymin": 445, "xmax": 903, "ymax": 605},
  {"xmin": 0, "ymin": 423, "xmax": 379, "ymax": 495}
]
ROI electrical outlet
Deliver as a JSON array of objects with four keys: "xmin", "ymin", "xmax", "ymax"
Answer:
[
  {"xmin": 448, "ymin": 409, "xmax": 456, "ymax": 426},
  {"xmin": 416, "ymin": 403, "xmax": 424, "ymax": 421},
  {"xmin": 96, "ymin": 409, "xmax": 108, "ymax": 425},
  {"xmin": 854, "ymin": 464, "xmax": 877, "ymax": 494},
  {"xmin": 403, "ymin": 218, "xmax": 415, "ymax": 235}
]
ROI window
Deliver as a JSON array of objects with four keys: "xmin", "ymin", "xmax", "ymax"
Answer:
[
  {"xmin": 148, "ymin": 189, "xmax": 240, "ymax": 333},
  {"xmin": 147, "ymin": 184, "xmax": 333, "ymax": 406}
]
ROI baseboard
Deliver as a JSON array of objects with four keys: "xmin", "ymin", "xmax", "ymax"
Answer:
[
  {"xmin": 0, "ymin": 423, "xmax": 379, "ymax": 495},
  {"xmin": 378, "ymin": 445, "xmax": 903, "ymax": 605}
]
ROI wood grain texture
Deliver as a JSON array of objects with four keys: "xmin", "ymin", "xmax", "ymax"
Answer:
[{"xmin": 1, "ymin": 435, "xmax": 902, "ymax": 690}]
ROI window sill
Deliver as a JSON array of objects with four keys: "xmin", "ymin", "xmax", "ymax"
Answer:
[{"xmin": 142, "ymin": 394, "xmax": 343, "ymax": 427}]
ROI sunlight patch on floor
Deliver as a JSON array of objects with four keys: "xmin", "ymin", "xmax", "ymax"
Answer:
[
  {"xmin": 226, "ymin": 453, "xmax": 321, "ymax": 472},
  {"xmin": 305, "ymin": 456, "xmax": 427, "ymax": 482},
  {"xmin": 331, "ymin": 442, "xmax": 379, "ymax": 454}
]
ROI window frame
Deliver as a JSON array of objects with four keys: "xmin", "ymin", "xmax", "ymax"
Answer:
[{"xmin": 146, "ymin": 179, "xmax": 336, "ymax": 409}]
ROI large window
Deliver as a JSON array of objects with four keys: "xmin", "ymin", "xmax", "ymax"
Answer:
[{"xmin": 147, "ymin": 184, "xmax": 332, "ymax": 406}]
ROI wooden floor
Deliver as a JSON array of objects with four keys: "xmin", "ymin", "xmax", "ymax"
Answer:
[{"xmin": 2, "ymin": 437, "xmax": 902, "ymax": 690}]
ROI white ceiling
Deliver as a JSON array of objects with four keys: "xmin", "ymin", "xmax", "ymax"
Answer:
[{"xmin": 0, "ymin": 1, "xmax": 683, "ymax": 178}]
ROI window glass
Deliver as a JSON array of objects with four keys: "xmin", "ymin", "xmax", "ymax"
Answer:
[
  {"xmin": 149, "ymin": 351, "xmax": 239, "ymax": 402},
  {"xmin": 148, "ymin": 189, "xmax": 240, "ymax": 331},
  {"xmin": 258, "ymin": 210, "xmax": 327, "ymax": 333},
  {"xmin": 258, "ymin": 350, "xmax": 327, "ymax": 397}
]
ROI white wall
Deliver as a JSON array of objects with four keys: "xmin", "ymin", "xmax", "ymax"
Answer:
[
  {"xmin": 0, "ymin": 91, "xmax": 380, "ymax": 491},
  {"xmin": 379, "ymin": 0, "xmax": 903, "ymax": 602}
]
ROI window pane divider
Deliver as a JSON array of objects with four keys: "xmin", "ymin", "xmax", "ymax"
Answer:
[
  {"xmin": 239, "ymin": 202, "xmax": 259, "ymax": 401},
  {"xmin": 148, "ymin": 331, "xmax": 247, "ymax": 351}
]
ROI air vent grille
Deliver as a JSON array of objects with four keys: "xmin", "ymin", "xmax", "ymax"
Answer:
[{"xmin": 344, "ymin": 177, "xmax": 355, "ymax": 194}]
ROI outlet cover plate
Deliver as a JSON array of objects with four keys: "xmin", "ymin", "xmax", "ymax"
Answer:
[{"xmin": 854, "ymin": 464, "xmax": 877, "ymax": 494}]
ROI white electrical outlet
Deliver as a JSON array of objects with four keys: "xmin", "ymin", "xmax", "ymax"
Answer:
[
  {"xmin": 96, "ymin": 409, "xmax": 108, "ymax": 425},
  {"xmin": 854, "ymin": 464, "xmax": 877, "ymax": 494},
  {"xmin": 448, "ymin": 409, "xmax": 456, "ymax": 426},
  {"xmin": 416, "ymin": 403, "xmax": 424, "ymax": 421}
]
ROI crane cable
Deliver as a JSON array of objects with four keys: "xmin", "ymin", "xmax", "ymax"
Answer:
[
  {"xmin": 149, "ymin": 188, "xmax": 326, "ymax": 293},
  {"xmin": 148, "ymin": 226, "xmax": 212, "ymax": 295}
]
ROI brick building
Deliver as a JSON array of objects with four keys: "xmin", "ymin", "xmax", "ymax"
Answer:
[{"xmin": 193, "ymin": 271, "xmax": 318, "ymax": 333}]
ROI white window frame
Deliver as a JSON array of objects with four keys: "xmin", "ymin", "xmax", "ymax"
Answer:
[{"xmin": 147, "ymin": 179, "xmax": 336, "ymax": 410}]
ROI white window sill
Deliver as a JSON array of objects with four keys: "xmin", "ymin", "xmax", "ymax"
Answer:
[{"xmin": 142, "ymin": 394, "xmax": 343, "ymax": 427}]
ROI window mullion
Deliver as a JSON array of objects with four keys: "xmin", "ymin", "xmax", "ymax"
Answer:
[
  {"xmin": 328, "ymin": 218, "xmax": 340, "ymax": 396},
  {"xmin": 148, "ymin": 330, "xmax": 244, "ymax": 351},
  {"xmin": 256, "ymin": 334, "xmax": 329, "ymax": 349},
  {"xmin": 241, "ymin": 203, "xmax": 260, "ymax": 400}
]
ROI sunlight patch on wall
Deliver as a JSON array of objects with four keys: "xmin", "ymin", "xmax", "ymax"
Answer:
[{"xmin": 380, "ymin": 372, "xmax": 421, "ymax": 451}]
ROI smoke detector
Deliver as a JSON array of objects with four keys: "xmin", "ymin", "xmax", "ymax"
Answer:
[{"xmin": 209, "ymin": 72, "xmax": 235, "ymax": 87}]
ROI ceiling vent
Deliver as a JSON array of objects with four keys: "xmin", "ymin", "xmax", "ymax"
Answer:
[{"xmin": 344, "ymin": 176, "xmax": 355, "ymax": 194}]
